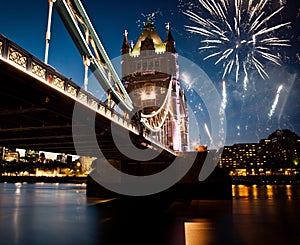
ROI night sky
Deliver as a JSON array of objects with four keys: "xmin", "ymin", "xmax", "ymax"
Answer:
[{"xmin": 1, "ymin": 0, "xmax": 299, "ymax": 147}]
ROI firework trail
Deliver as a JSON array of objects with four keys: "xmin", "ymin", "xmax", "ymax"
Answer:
[
  {"xmin": 221, "ymin": 80, "xmax": 227, "ymax": 110},
  {"xmin": 204, "ymin": 123, "xmax": 215, "ymax": 148},
  {"xmin": 268, "ymin": 84, "xmax": 283, "ymax": 119},
  {"xmin": 184, "ymin": 0, "xmax": 290, "ymax": 86},
  {"xmin": 218, "ymin": 80, "xmax": 227, "ymax": 147},
  {"xmin": 278, "ymin": 74, "xmax": 296, "ymax": 122}
]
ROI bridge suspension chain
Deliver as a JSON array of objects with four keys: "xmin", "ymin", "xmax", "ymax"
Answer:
[
  {"xmin": 140, "ymin": 79, "xmax": 173, "ymax": 132},
  {"xmin": 53, "ymin": 0, "xmax": 133, "ymax": 111}
]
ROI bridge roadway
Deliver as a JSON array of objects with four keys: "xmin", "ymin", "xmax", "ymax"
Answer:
[{"xmin": 0, "ymin": 34, "xmax": 175, "ymax": 161}]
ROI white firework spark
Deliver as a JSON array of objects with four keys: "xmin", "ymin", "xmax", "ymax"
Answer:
[
  {"xmin": 278, "ymin": 0, "xmax": 286, "ymax": 6},
  {"xmin": 184, "ymin": 0, "xmax": 291, "ymax": 85},
  {"xmin": 268, "ymin": 84, "xmax": 283, "ymax": 119}
]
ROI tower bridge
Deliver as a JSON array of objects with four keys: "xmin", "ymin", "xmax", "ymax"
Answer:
[
  {"xmin": 0, "ymin": 0, "xmax": 189, "ymax": 156},
  {"xmin": 0, "ymin": 0, "xmax": 232, "ymax": 199}
]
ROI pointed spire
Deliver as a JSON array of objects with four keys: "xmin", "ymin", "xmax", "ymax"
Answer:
[
  {"xmin": 166, "ymin": 22, "xmax": 170, "ymax": 32},
  {"xmin": 121, "ymin": 29, "xmax": 130, "ymax": 55},
  {"xmin": 165, "ymin": 22, "xmax": 176, "ymax": 53}
]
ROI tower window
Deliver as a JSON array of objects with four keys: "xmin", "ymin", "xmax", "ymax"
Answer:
[
  {"xmin": 149, "ymin": 61, "xmax": 153, "ymax": 69},
  {"xmin": 143, "ymin": 61, "xmax": 147, "ymax": 70},
  {"xmin": 137, "ymin": 62, "xmax": 141, "ymax": 71}
]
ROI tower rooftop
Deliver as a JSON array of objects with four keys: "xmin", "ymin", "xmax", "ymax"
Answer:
[{"xmin": 131, "ymin": 21, "xmax": 166, "ymax": 56}]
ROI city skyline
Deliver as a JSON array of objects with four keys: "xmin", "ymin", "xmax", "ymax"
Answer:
[{"xmin": 1, "ymin": 0, "xmax": 299, "ymax": 147}]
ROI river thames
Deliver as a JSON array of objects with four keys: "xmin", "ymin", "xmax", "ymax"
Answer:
[{"xmin": 0, "ymin": 183, "xmax": 299, "ymax": 244}]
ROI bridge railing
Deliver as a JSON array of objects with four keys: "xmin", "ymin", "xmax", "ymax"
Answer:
[{"xmin": 0, "ymin": 34, "xmax": 138, "ymax": 134}]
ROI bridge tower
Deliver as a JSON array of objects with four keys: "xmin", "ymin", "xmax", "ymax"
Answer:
[{"xmin": 121, "ymin": 21, "xmax": 189, "ymax": 151}]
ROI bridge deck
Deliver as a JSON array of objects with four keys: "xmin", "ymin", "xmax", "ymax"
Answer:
[{"xmin": 0, "ymin": 34, "xmax": 175, "ymax": 160}]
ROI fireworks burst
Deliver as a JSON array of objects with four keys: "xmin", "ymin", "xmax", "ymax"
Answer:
[
  {"xmin": 184, "ymin": 0, "xmax": 291, "ymax": 87},
  {"xmin": 137, "ymin": 10, "xmax": 162, "ymax": 29}
]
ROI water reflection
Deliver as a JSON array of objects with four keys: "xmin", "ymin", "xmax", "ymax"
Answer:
[
  {"xmin": 184, "ymin": 220, "xmax": 214, "ymax": 245},
  {"xmin": 0, "ymin": 183, "xmax": 95, "ymax": 245},
  {"xmin": 89, "ymin": 199, "xmax": 233, "ymax": 245},
  {"xmin": 0, "ymin": 183, "xmax": 300, "ymax": 245},
  {"xmin": 13, "ymin": 183, "xmax": 21, "ymax": 244},
  {"xmin": 232, "ymin": 184, "xmax": 300, "ymax": 199}
]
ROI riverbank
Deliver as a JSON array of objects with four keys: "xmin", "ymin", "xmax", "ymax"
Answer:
[
  {"xmin": 0, "ymin": 175, "xmax": 87, "ymax": 184},
  {"xmin": 232, "ymin": 175, "xmax": 300, "ymax": 185},
  {"xmin": 2, "ymin": 175, "xmax": 300, "ymax": 186}
]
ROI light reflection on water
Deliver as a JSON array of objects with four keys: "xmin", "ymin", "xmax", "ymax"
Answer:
[
  {"xmin": 232, "ymin": 184, "xmax": 300, "ymax": 199},
  {"xmin": 184, "ymin": 185, "xmax": 300, "ymax": 245},
  {"xmin": 0, "ymin": 183, "xmax": 300, "ymax": 245},
  {"xmin": 184, "ymin": 220, "xmax": 214, "ymax": 245}
]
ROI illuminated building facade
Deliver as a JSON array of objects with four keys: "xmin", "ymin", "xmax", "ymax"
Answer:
[
  {"xmin": 219, "ymin": 143, "xmax": 259, "ymax": 175},
  {"xmin": 219, "ymin": 129, "xmax": 300, "ymax": 176},
  {"xmin": 121, "ymin": 21, "xmax": 189, "ymax": 151},
  {"xmin": 259, "ymin": 129, "xmax": 300, "ymax": 174}
]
